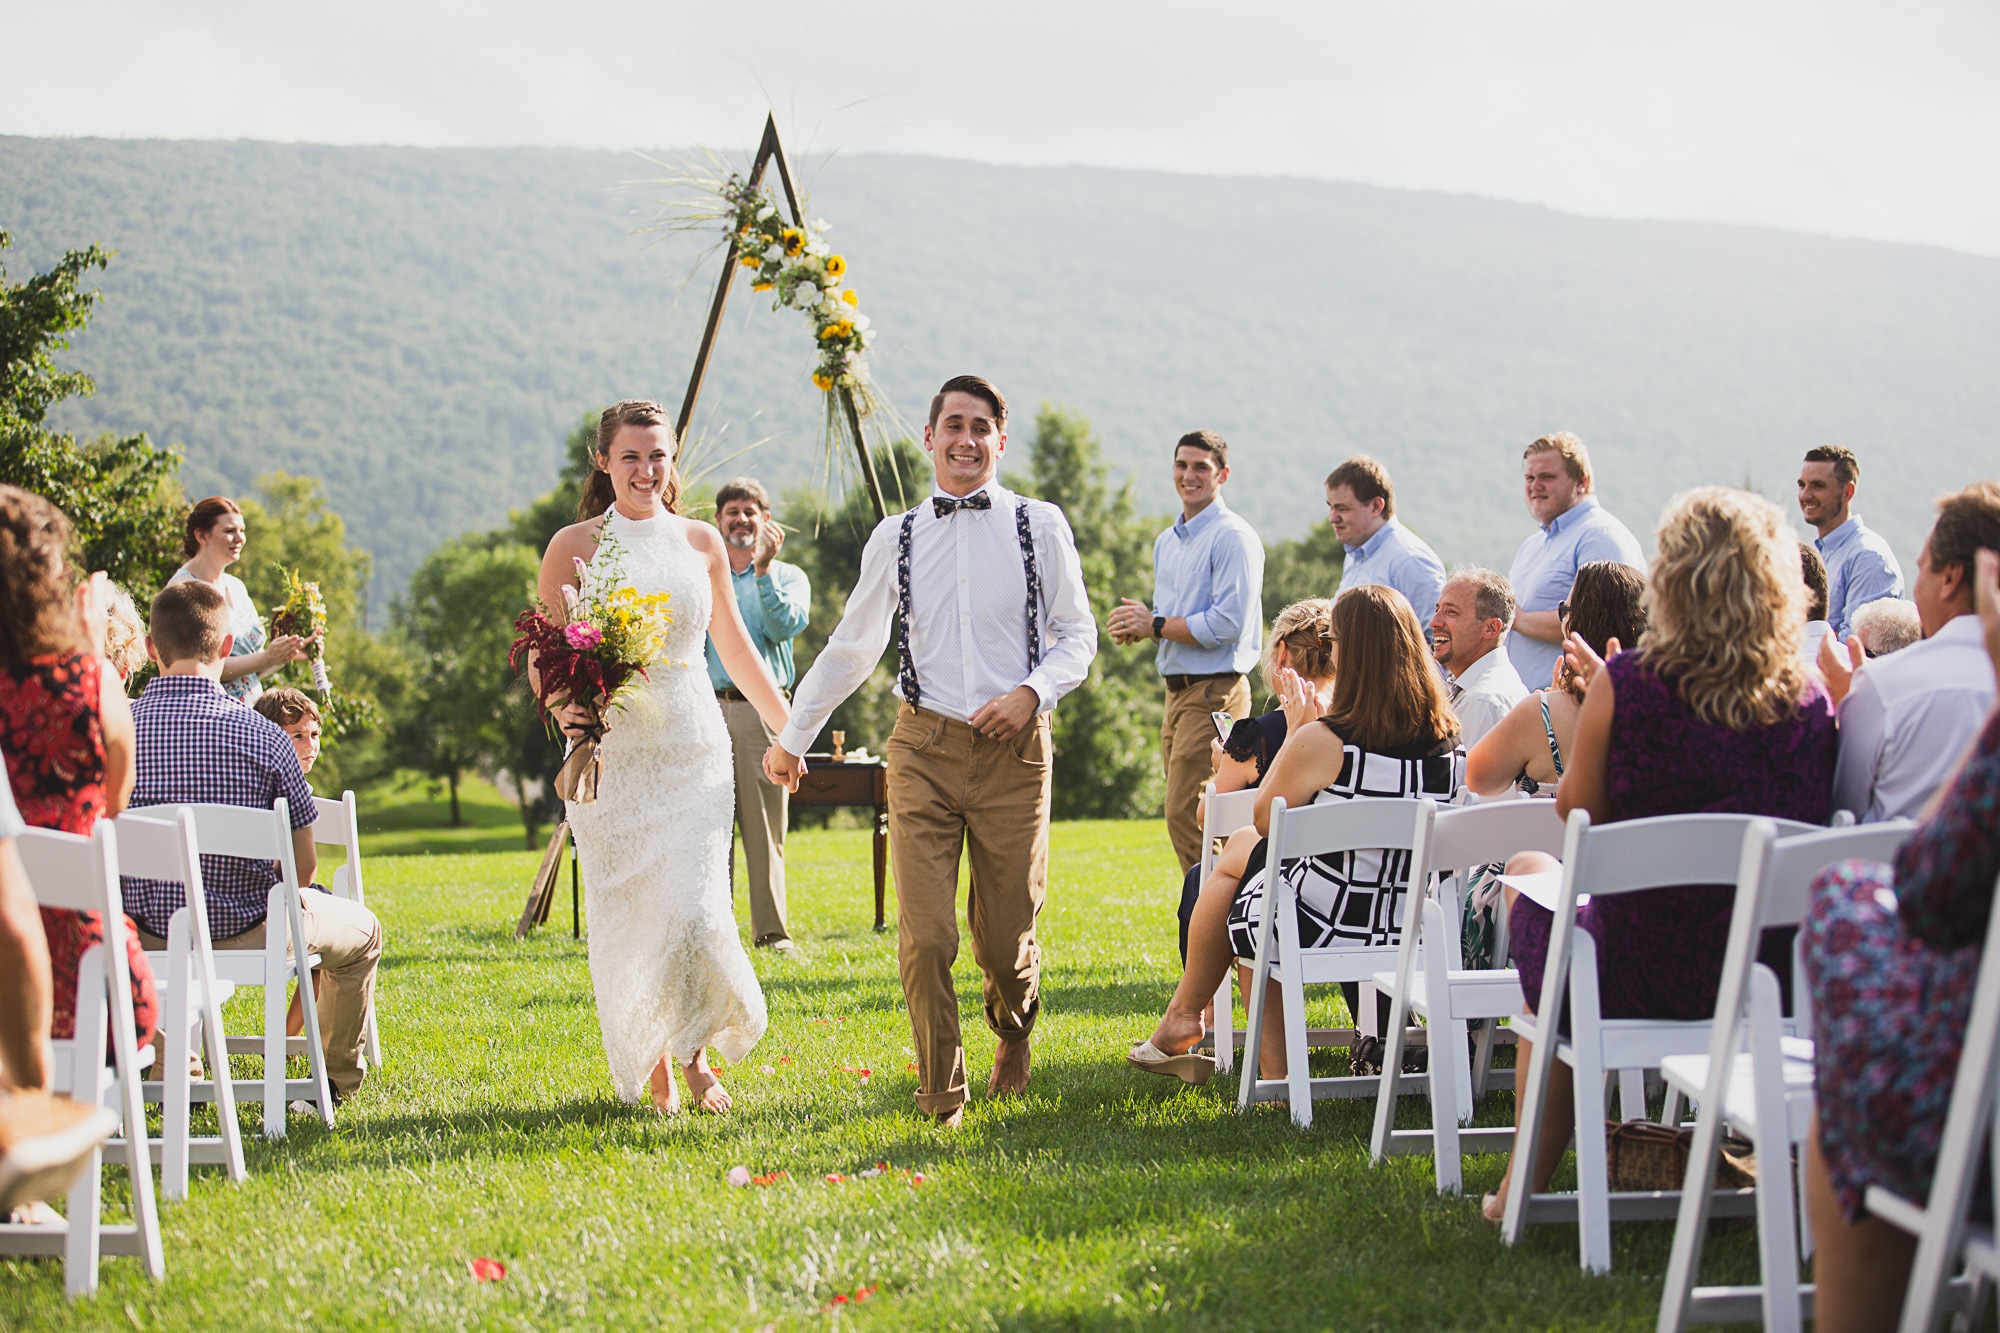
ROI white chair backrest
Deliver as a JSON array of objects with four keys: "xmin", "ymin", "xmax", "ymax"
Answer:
[
  {"xmin": 1269, "ymin": 795, "xmax": 1428, "ymax": 867},
  {"xmin": 311, "ymin": 794, "xmax": 354, "ymax": 845},
  {"xmin": 1205, "ymin": 788, "xmax": 1259, "ymax": 840},
  {"xmin": 1749, "ymin": 819, "xmax": 1917, "ymax": 932},
  {"xmin": 1424, "ymin": 799, "xmax": 1567, "ymax": 881},
  {"xmin": 15, "ymin": 822, "xmax": 120, "ymax": 916},
  {"xmin": 170, "ymin": 800, "xmax": 300, "ymax": 888},
  {"xmin": 1561, "ymin": 809, "xmax": 1824, "ymax": 899},
  {"xmin": 113, "ymin": 810, "xmax": 212, "ymax": 935}
]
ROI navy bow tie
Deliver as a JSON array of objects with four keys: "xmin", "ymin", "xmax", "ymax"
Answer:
[{"xmin": 932, "ymin": 492, "xmax": 994, "ymax": 519}]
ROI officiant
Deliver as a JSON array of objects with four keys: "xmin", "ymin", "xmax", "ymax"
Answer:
[{"xmin": 706, "ymin": 477, "xmax": 811, "ymax": 952}]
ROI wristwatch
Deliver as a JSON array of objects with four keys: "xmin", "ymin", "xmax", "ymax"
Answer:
[{"xmin": 1152, "ymin": 615, "xmax": 1166, "ymax": 640}]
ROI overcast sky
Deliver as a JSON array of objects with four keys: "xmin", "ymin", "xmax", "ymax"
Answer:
[{"xmin": 6, "ymin": 0, "xmax": 1998, "ymax": 256}]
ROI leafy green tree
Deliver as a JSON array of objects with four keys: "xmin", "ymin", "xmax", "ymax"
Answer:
[
  {"xmin": 390, "ymin": 537, "xmax": 541, "ymax": 827},
  {"xmin": 233, "ymin": 472, "xmax": 398, "ymax": 789},
  {"xmin": 1261, "ymin": 517, "xmax": 1346, "ymax": 650},
  {"xmin": 0, "ymin": 232, "xmax": 184, "ymax": 596},
  {"xmin": 1010, "ymin": 405, "xmax": 1171, "ymax": 819}
]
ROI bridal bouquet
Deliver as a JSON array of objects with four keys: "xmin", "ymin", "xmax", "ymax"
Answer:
[
  {"xmin": 269, "ymin": 567, "xmax": 332, "ymax": 700},
  {"xmin": 509, "ymin": 532, "xmax": 675, "ymax": 803}
]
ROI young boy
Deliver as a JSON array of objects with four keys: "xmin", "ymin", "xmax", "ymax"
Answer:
[{"xmin": 253, "ymin": 687, "xmax": 321, "ymax": 775}]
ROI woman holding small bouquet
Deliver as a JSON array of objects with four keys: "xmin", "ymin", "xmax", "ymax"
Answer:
[
  {"xmin": 529, "ymin": 399, "xmax": 796, "ymax": 1115},
  {"xmin": 170, "ymin": 497, "xmax": 315, "ymax": 703}
]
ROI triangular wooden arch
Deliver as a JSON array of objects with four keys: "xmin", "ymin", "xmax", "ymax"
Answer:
[{"xmin": 674, "ymin": 114, "xmax": 890, "ymax": 521}]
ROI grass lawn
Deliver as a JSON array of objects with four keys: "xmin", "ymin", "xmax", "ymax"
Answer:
[{"xmin": 2, "ymin": 794, "xmax": 1761, "ymax": 1330}]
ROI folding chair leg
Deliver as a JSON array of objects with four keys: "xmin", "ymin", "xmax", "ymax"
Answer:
[
  {"xmin": 1239, "ymin": 956, "xmax": 1270, "ymax": 1113},
  {"xmin": 163, "ymin": 955, "xmax": 192, "ymax": 1200},
  {"xmin": 1573, "ymin": 1050, "xmax": 1615, "ymax": 1274},
  {"xmin": 1795, "ymin": 1151, "xmax": 1814, "ymax": 1260},
  {"xmin": 1212, "ymin": 973, "xmax": 1234, "ymax": 1076},
  {"xmin": 1471, "ymin": 1020, "xmax": 1497, "ymax": 1101},
  {"xmin": 1618, "ymin": 1068, "xmax": 1647, "ymax": 1125},
  {"xmin": 1283, "ymin": 976, "xmax": 1313, "ymax": 1129},
  {"xmin": 62, "ymin": 1144, "xmax": 103, "ymax": 1297},
  {"xmin": 264, "ymin": 980, "xmax": 286, "ymax": 1140},
  {"xmin": 1448, "ymin": 1018, "xmax": 1474, "ymax": 1125},
  {"xmin": 1663, "ymin": 1085, "xmax": 1686, "ymax": 1128},
  {"xmin": 1754, "ymin": 1141, "xmax": 1804, "ymax": 1333},
  {"xmin": 1432, "ymin": 1025, "xmax": 1464, "ymax": 1195},
  {"xmin": 1373, "ymin": 979, "xmax": 1414, "ymax": 1161}
]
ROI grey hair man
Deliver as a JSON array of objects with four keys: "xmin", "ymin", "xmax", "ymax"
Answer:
[
  {"xmin": 706, "ymin": 477, "xmax": 811, "ymax": 950},
  {"xmin": 1852, "ymin": 598, "xmax": 1923, "ymax": 658},
  {"xmin": 1429, "ymin": 566, "xmax": 1529, "ymax": 747}
]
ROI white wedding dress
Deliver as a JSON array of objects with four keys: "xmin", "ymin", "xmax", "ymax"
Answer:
[{"xmin": 566, "ymin": 508, "xmax": 767, "ymax": 1102}]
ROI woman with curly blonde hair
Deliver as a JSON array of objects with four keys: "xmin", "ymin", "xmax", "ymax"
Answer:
[{"xmin": 1483, "ymin": 487, "xmax": 1838, "ymax": 1222}]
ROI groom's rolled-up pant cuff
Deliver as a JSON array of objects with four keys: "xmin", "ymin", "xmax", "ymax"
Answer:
[{"xmin": 887, "ymin": 703, "xmax": 1050, "ymax": 1115}]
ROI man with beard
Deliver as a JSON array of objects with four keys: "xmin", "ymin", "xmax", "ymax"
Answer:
[{"xmin": 706, "ymin": 478, "xmax": 810, "ymax": 951}]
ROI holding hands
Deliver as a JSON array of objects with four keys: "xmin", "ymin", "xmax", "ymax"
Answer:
[{"xmin": 762, "ymin": 744, "xmax": 806, "ymax": 793}]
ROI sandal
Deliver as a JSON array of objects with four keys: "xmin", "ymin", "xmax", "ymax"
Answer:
[
  {"xmin": 1350, "ymin": 1036, "xmax": 1385, "ymax": 1078},
  {"xmin": 1125, "ymin": 1040, "xmax": 1216, "ymax": 1086}
]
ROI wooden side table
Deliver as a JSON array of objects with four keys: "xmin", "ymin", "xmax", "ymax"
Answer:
[{"xmin": 793, "ymin": 756, "xmax": 890, "ymax": 932}]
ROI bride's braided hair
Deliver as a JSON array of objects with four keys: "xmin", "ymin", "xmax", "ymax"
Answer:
[{"xmin": 579, "ymin": 400, "xmax": 684, "ymax": 520}]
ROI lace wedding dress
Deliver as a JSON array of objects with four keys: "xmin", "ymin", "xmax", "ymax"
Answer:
[{"xmin": 566, "ymin": 508, "xmax": 767, "ymax": 1102}]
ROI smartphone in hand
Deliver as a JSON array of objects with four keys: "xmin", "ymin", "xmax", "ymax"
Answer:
[{"xmin": 1211, "ymin": 711, "xmax": 1233, "ymax": 741}]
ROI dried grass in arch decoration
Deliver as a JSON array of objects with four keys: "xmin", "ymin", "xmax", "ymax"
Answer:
[{"xmin": 639, "ymin": 114, "xmax": 913, "ymax": 522}]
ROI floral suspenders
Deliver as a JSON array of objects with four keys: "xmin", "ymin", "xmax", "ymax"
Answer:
[{"xmin": 895, "ymin": 499, "xmax": 1043, "ymax": 710}]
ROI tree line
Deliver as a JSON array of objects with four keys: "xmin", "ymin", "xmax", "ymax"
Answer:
[{"xmin": 2, "ymin": 235, "xmax": 1343, "ymax": 847}]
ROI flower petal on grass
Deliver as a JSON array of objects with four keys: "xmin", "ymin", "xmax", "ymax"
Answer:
[
  {"xmin": 727, "ymin": 1165, "xmax": 752, "ymax": 1188},
  {"xmin": 469, "ymin": 1258, "xmax": 507, "ymax": 1282}
]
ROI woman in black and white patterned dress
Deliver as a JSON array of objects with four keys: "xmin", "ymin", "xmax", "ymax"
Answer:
[{"xmin": 1130, "ymin": 585, "xmax": 1464, "ymax": 1085}]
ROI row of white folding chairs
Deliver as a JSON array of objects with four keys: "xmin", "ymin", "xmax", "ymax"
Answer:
[{"xmin": 0, "ymin": 793, "xmax": 368, "ymax": 1296}]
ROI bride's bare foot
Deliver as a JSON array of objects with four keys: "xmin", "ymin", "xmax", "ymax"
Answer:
[
  {"xmin": 648, "ymin": 1058, "xmax": 681, "ymax": 1115},
  {"xmin": 988, "ymin": 1037, "xmax": 1031, "ymax": 1097},
  {"xmin": 682, "ymin": 1053, "xmax": 733, "ymax": 1114},
  {"xmin": 1480, "ymin": 1190, "xmax": 1506, "ymax": 1224}
]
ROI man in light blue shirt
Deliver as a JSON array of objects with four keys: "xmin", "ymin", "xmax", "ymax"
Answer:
[
  {"xmin": 1798, "ymin": 444, "xmax": 1905, "ymax": 640},
  {"xmin": 1107, "ymin": 430, "xmax": 1263, "ymax": 873},
  {"xmin": 1505, "ymin": 432, "xmax": 1647, "ymax": 689},
  {"xmin": 1326, "ymin": 456, "xmax": 1446, "ymax": 627},
  {"xmin": 705, "ymin": 477, "xmax": 811, "ymax": 949}
]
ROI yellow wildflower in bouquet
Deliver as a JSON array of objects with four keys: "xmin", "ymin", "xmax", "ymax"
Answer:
[{"xmin": 269, "ymin": 567, "xmax": 332, "ymax": 701}]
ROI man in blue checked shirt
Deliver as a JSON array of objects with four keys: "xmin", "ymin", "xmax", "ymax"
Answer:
[
  {"xmin": 1328, "ymin": 456, "xmax": 1446, "ymax": 628},
  {"xmin": 1798, "ymin": 444, "xmax": 1904, "ymax": 640},
  {"xmin": 1505, "ymin": 432, "xmax": 1647, "ymax": 689},
  {"xmin": 705, "ymin": 477, "xmax": 811, "ymax": 951},
  {"xmin": 124, "ymin": 581, "xmax": 381, "ymax": 1107},
  {"xmin": 1108, "ymin": 430, "xmax": 1263, "ymax": 875}
]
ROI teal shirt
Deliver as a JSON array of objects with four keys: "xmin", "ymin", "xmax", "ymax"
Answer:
[{"xmin": 705, "ymin": 558, "xmax": 811, "ymax": 691}]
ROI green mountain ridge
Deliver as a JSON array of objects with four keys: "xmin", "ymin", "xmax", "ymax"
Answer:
[{"xmin": 3, "ymin": 135, "xmax": 1995, "ymax": 605}]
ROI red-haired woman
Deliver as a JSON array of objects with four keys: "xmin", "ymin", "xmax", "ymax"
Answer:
[{"xmin": 170, "ymin": 496, "xmax": 313, "ymax": 703}]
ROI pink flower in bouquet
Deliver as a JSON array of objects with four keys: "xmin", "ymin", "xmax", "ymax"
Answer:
[{"xmin": 564, "ymin": 622, "xmax": 604, "ymax": 650}]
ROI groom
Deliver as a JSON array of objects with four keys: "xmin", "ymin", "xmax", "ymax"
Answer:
[{"xmin": 765, "ymin": 375, "xmax": 1098, "ymax": 1126}]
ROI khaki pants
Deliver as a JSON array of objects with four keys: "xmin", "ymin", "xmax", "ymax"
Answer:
[
  {"xmin": 886, "ymin": 702, "xmax": 1050, "ymax": 1116},
  {"xmin": 722, "ymin": 697, "xmax": 790, "ymax": 945},
  {"xmin": 140, "ymin": 887, "xmax": 381, "ymax": 1099},
  {"xmin": 1161, "ymin": 675, "xmax": 1253, "ymax": 874}
]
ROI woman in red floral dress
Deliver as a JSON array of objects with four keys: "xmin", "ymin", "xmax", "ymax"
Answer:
[{"xmin": 0, "ymin": 486, "xmax": 156, "ymax": 1053}]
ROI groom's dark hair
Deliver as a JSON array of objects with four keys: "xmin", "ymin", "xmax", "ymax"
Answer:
[{"xmin": 929, "ymin": 375, "xmax": 1007, "ymax": 430}]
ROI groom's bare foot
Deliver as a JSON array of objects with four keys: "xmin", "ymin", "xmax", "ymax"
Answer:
[
  {"xmin": 988, "ymin": 1037, "xmax": 1031, "ymax": 1098},
  {"xmin": 682, "ymin": 1055, "xmax": 733, "ymax": 1114},
  {"xmin": 648, "ymin": 1058, "xmax": 681, "ymax": 1116}
]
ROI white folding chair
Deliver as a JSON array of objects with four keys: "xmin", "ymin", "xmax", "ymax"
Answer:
[
  {"xmin": 1656, "ymin": 818, "xmax": 1916, "ymax": 1331},
  {"xmin": 169, "ymin": 800, "xmax": 335, "ymax": 1139},
  {"xmin": 1370, "ymin": 797, "xmax": 1568, "ymax": 1193},
  {"xmin": 0, "ymin": 823, "xmax": 165, "ymax": 1297},
  {"xmin": 1501, "ymin": 808, "xmax": 1822, "ymax": 1273},
  {"xmin": 1200, "ymin": 781, "xmax": 1262, "ymax": 1076},
  {"xmin": 115, "ymin": 810, "xmax": 247, "ymax": 1200},
  {"xmin": 313, "ymin": 791, "xmax": 381, "ymax": 1067},
  {"xmin": 1237, "ymin": 796, "xmax": 1432, "ymax": 1127},
  {"xmin": 1863, "ymin": 871, "xmax": 2000, "ymax": 1333}
]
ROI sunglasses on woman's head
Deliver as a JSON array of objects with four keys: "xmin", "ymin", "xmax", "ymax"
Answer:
[{"xmin": 1557, "ymin": 600, "xmax": 1571, "ymax": 622}]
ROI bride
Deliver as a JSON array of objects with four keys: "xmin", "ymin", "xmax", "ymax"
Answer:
[{"xmin": 534, "ymin": 399, "xmax": 798, "ymax": 1114}]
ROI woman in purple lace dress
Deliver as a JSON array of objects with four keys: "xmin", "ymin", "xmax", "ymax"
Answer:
[
  {"xmin": 1802, "ymin": 549, "xmax": 2000, "ymax": 1333},
  {"xmin": 1482, "ymin": 487, "xmax": 1838, "ymax": 1222}
]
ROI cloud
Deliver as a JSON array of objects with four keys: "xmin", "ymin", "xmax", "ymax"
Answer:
[{"xmin": 8, "ymin": 0, "xmax": 1998, "ymax": 253}]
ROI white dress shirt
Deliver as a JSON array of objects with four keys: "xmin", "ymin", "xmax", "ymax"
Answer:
[
  {"xmin": 1446, "ymin": 643, "xmax": 1531, "ymax": 748},
  {"xmin": 1833, "ymin": 613, "xmax": 1998, "ymax": 822},
  {"xmin": 779, "ymin": 480, "xmax": 1098, "ymax": 756}
]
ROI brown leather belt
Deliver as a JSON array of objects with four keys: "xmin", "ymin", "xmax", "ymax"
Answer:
[
  {"xmin": 717, "ymin": 687, "xmax": 784, "ymax": 704},
  {"xmin": 1163, "ymin": 672, "xmax": 1243, "ymax": 693}
]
